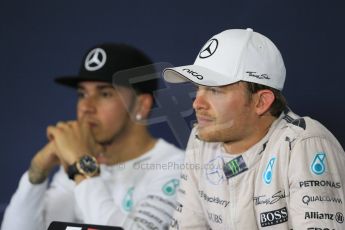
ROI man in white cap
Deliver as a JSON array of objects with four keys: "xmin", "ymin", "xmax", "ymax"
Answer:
[{"xmin": 163, "ymin": 28, "xmax": 345, "ymax": 229}]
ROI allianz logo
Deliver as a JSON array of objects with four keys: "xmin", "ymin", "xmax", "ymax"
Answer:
[{"xmin": 302, "ymin": 195, "xmax": 342, "ymax": 205}]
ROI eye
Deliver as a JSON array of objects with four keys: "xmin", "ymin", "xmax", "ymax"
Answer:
[
  {"xmin": 208, "ymin": 87, "xmax": 221, "ymax": 94},
  {"xmin": 100, "ymin": 90, "xmax": 113, "ymax": 98},
  {"xmin": 77, "ymin": 90, "xmax": 86, "ymax": 99}
]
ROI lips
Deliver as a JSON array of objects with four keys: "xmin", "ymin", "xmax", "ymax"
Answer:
[
  {"xmin": 196, "ymin": 114, "xmax": 214, "ymax": 127},
  {"xmin": 83, "ymin": 119, "xmax": 99, "ymax": 129},
  {"xmin": 87, "ymin": 122, "xmax": 98, "ymax": 127}
]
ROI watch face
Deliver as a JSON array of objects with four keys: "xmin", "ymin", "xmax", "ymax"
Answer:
[{"xmin": 79, "ymin": 155, "xmax": 99, "ymax": 175}]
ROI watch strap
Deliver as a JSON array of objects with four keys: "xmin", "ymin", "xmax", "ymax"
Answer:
[{"xmin": 67, "ymin": 163, "xmax": 80, "ymax": 180}]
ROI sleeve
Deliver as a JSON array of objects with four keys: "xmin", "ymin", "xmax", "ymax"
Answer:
[
  {"xmin": 288, "ymin": 135, "xmax": 345, "ymax": 229},
  {"xmin": 1, "ymin": 167, "xmax": 76, "ymax": 230},
  {"xmin": 169, "ymin": 128, "xmax": 210, "ymax": 230},
  {"xmin": 1, "ymin": 172, "xmax": 48, "ymax": 230},
  {"xmin": 74, "ymin": 153, "xmax": 183, "ymax": 230}
]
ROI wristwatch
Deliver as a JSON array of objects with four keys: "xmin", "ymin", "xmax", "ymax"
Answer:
[{"xmin": 67, "ymin": 155, "xmax": 100, "ymax": 180}]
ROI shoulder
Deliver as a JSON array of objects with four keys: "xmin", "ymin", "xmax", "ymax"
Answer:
[
  {"xmin": 274, "ymin": 110, "xmax": 342, "ymax": 149},
  {"xmin": 276, "ymin": 111, "xmax": 345, "ymax": 169},
  {"xmin": 150, "ymin": 139, "xmax": 184, "ymax": 163}
]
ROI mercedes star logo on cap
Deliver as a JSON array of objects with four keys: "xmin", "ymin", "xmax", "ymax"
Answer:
[
  {"xmin": 84, "ymin": 48, "xmax": 107, "ymax": 71},
  {"xmin": 199, "ymin": 38, "xmax": 218, "ymax": 59}
]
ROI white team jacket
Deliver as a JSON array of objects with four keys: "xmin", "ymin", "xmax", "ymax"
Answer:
[
  {"xmin": 1, "ymin": 139, "xmax": 184, "ymax": 230},
  {"xmin": 171, "ymin": 110, "xmax": 345, "ymax": 230}
]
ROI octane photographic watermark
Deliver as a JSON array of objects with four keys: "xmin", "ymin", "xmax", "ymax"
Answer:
[{"xmin": 132, "ymin": 161, "xmax": 222, "ymax": 171}]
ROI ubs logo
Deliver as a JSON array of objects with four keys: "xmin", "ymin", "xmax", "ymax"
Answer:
[
  {"xmin": 199, "ymin": 38, "xmax": 218, "ymax": 59},
  {"xmin": 207, "ymin": 211, "xmax": 223, "ymax": 224}
]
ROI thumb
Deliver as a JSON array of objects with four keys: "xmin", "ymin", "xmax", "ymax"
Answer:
[
  {"xmin": 78, "ymin": 116, "xmax": 91, "ymax": 137},
  {"xmin": 78, "ymin": 116, "xmax": 104, "ymax": 155}
]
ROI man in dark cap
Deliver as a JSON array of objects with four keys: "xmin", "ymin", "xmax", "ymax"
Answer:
[{"xmin": 1, "ymin": 43, "xmax": 183, "ymax": 230}]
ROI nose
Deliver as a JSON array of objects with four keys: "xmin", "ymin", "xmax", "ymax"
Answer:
[
  {"xmin": 193, "ymin": 90, "xmax": 208, "ymax": 111},
  {"xmin": 78, "ymin": 96, "xmax": 97, "ymax": 115}
]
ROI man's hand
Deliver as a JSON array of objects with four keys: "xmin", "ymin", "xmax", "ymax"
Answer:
[
  {"xmin": 29, "ymin": 141, "xmax": 59, "ymax": 184},
  {"xmin": 46, "ymin": 119, "xmax": 103, "ymax": 167}
]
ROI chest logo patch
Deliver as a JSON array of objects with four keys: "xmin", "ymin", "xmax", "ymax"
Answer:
[
  {"xmin": 206, "ymin": 156, "xmax": 225, "ymax": 185},
  {"xmin": 263, "ymin": 157, "xmax": 276, "ymax": 184},
  {"xmin": 223, "ymin": 155, "xmax": 248, "ymax": 179},
  {"xmin": 162, "ymin": 179, "xmax": 180, "ymax": 196},
  {"xmin": 311, "ymin": 152, "xmax": 326, "ymax": 175},
  {"xmin": 260, "ymin": 207, "xmax": 288, "ymax": 227},
  {"xmin": 122, "ymin": 187, "xmax": 134, "ymax": 212}
]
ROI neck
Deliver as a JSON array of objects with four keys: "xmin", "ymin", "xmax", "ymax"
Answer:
[
  {"xmin": 223, "ymin": 115, "xmax": 277, "ymax": 154},
  {"xmin": 101, "ymin": 125, "xmax": 157, "ymax": 165}
]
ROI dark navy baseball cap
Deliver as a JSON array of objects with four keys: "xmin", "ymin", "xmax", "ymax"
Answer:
[{"xmin": 55, "ymin": 43, "xmax": 158, "ymax": 95}]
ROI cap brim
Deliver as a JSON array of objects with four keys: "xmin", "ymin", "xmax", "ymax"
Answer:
[
  {"xmin": 163, "ymin": 65, "xmax": 237, "ymax": 87},
  {"xmin": 54, "ymin": 76, "xmax": 110, "ymax": 88}
]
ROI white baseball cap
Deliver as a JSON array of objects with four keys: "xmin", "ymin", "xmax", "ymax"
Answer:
[{"xmin": 163, "ymin": 28, "xmax": 286, "ymax": 90}]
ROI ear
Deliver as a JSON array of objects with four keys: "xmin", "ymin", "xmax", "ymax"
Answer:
[
  {"xmin": 254, "ymin": 90, "xmax": 275, "ymax": 116},
  {"xmin": 134, "ymin": 94, "xmax": 153, "ymax": 120}
]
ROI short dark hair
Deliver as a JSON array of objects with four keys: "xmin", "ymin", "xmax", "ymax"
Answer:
[{"xmin": 243, "ymin": 81, "xmax": 287, "ymax": 117}]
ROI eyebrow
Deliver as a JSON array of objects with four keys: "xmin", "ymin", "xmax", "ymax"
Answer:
[
  {"xmin": 196, "ymin": 85, "xmax": 222, "ymax": 90},
  {"xmin": 77, "ymin": 84, "xmax": 115, "ymax": 90},
  {"xmin": 96, "ymin": 85, "xmax": 115, "ymax": 90}
]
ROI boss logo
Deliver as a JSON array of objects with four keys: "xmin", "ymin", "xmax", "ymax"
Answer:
[
  {"xmin": 307, "ymin": 228, "xmax": 335, "ymax": 230},
  {"xmin": 260, "ymin": 207, "xmax": 288, "ymax": 227},
  {"xmin": 182, "ymin": 68, "xmax": 203, "ymax": 80}
]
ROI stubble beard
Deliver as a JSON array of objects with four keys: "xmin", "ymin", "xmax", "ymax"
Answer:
[
  {"xmin": 93, "ymin": 117, "xmax": 133, "ymax": 146},
  {"xmin": 197, "ymin": 120, "xmax": 235, "ymax": 142}
]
